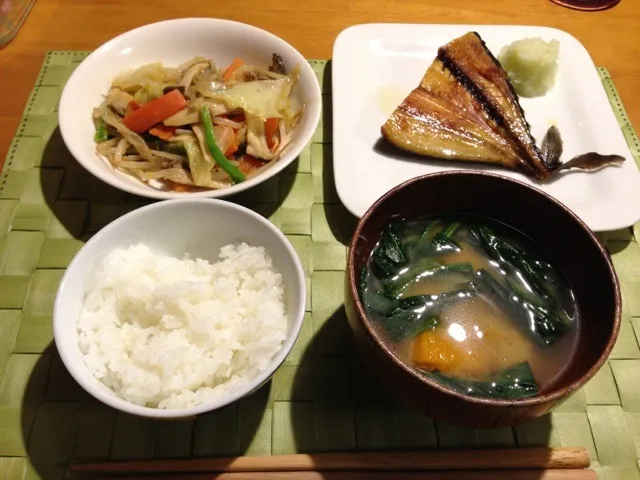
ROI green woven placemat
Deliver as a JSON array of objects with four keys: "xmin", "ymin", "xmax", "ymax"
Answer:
[{"xmin": 0, "ymin": 52, "xmax": 639, "ymax": 480}]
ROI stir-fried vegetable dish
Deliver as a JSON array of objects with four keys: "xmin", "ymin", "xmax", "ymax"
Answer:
[{"xmin": 93, "ymin": 54, "xmax": 304, "ymax": 191}]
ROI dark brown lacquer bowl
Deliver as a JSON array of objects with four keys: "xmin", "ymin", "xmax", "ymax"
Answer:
[{"xmin": 345, "ymin": 171, "xmax": 621, "ymax": 428}]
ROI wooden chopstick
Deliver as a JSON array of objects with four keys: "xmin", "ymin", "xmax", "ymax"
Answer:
[
  {"xmin": 72, "ymin": 447, "xmax": 590, "ymax": 473},
  {"xmin": 89, "ymin": 470, "xmax": 597, "ymax": 480}
]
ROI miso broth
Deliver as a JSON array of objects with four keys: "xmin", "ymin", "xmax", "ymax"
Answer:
[{"xmin": 359, "ymin": 215, "xmax": 579, "ymax": 400}]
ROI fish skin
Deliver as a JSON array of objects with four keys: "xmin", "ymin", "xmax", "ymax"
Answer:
[
  {"xmin": 381, "ymin": 59, "xmax": 536, "ymax": 176},
  {"xmin": 436, "ymin": 32, "xmax": 551, "ymax": 179}
]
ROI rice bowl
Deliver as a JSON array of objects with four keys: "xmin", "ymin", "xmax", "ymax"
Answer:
[{"xmin": 53, "ymin": 198, "xmax": 306, "ymax": 418}]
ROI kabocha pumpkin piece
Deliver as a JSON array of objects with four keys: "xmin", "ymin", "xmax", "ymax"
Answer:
[{"xmin": 412, "ymin": 328, "xmax": 461, "ymax": 373}]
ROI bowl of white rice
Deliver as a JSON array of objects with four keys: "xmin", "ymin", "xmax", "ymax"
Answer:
[{"xmin": 53, "ymin": 198, "xmax": 305, "ymax": 418}]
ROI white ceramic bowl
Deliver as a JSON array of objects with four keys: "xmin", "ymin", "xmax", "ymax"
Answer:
[
  {"xmin": 53, "ymin": 198, "xmax": 306, "ymax": 418},
  {"xmin": 58, "ymin": 18, "xmax": 321, "ymax": 199}
]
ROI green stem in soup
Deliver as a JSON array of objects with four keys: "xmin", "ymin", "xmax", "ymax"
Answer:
[
  {"xmin": 422, "ymin": 221, "xmax": 462, "ymax": 256},
  {"xmin": 431, "ymin": 361, "xmax": 539, "ymax": 400},
  {"xmin": 412, "ymin": 220, "xmax": 443, "ymax": 255},
  {"xmin": 386, "ymin": 262, "xmax": 474, "ymax": 299}
]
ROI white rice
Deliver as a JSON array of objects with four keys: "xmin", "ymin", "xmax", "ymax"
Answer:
[{"xmin": 77, "ymin": 243, "xmax": 288, "ymax": 409}]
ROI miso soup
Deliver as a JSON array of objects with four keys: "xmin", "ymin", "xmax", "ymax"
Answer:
[{"xmin": 359, "ymin": 214, "xmax": 579, "ymax": 400}]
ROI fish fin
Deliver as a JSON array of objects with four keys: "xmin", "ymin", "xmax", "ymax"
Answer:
[
  {"xmin": 556, "ymin": 153, "xmax": 625, "ymax": 173},
  {"xmin": 541, "ymin": 125, "xmax": 563, "ymax": 169}
]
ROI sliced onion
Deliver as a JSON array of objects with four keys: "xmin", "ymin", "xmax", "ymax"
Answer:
[
  {"xmin": 177, "ymin": 57, "xmax": 210, "ymax": 72},
  {"xmin": 213, "ymin": 116, "xmax": 245, "ymax": 129},
  {"xmin": 210, "ymin": 166, "xmax": 231, "ymax": 180},
  {"xmin": 105, "ymin": 88, "xmax": 135, "ymax": 116},
  {"xmin": 235, "ymin": 125, "xmax": 247, "ymax": 146},
  {"xmin": 274, "ymin": 121, "xmax": 292, "ymax": 156},
  {"xmin": 163, "ymin": 108, "xmax": 200, "ymax": 127},
  {"xmin": 189, "ymin": 98, "xmax": 229, "ymax": 117},
  {"xmin": 165, "ymin": 168, "xmax": 195, "ymax": 186},
  {"xmin": 213, "ymin": 125, "xmax": 234, "ymax": 155},
  {"xmin": 192, "ymin": 124, "xmax": 216, "ymax": 166},
  {"xmin": 245, "ymin": 113, "xmax": 275, "ymax": 160}
]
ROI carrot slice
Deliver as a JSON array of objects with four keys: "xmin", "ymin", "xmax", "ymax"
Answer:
[
  {"xmin": 238, "ymin": 154, "xmax": 263, "ymax": 174},
  {"xmin": 223, "ymin": 57, "xmax": 245, "ymax": 83},
  {"xmin": 225, "ymin": 142, "xmax": 239, "ymax": 157},
  {"xmin": 264, "ymin": 117, "xmax": 279, "ymax": 150},
  {"xmin": 122, "ymin": 89, "xmax": 188, "ymax": 133},
  {"xmin": 126, "ymin": 100, "xmax": 141, "ymax": 116},
  {"xmin": 149, "ymin": 125, "xmax": 176, "ymax": 141}
]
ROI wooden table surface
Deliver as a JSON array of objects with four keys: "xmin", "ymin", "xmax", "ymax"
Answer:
[{"xmin": 0, "ymin": 0, "xmax": 639, "ymax": 171}]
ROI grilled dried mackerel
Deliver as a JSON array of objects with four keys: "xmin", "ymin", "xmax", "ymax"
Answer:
[
  {"xmin": 382, "ymin": 32, "xmax": 624, "ymax": 180},
  {"xmin": 381, "ymin": 59, "xmax": 539, "ymax": 175},
  {"xmin": 437, "ymin": 32, "xmax": 551, "ymax": 179}
]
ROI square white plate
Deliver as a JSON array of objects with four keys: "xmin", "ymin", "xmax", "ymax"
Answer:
[{"xmin": 332, "ymin": 24, "xmax": 640, "ymax": 231}]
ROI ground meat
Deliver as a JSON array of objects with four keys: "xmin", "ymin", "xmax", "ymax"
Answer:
[{"xmin": 269, "ymin": 53, "xmax": 287, "ymax": 75}]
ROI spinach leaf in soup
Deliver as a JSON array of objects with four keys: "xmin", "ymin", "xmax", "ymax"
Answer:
[
  {"xmin": 359, "ymin": 268, "xmax": 397, "ymax": 317},
  {"xmin": 372, "ymin": 227, "xmax": 407, "ymax": 278},
  {"xmin": 431, "ymin": 361, "xmax": 540, "ymax": 400},
  {"xmin": 384, "ymin": 262, "xmax": 474, "ymax": 299},
  {"xmin": 412, "ymin": 220, "xmax": 462, "ymax": 257}
]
